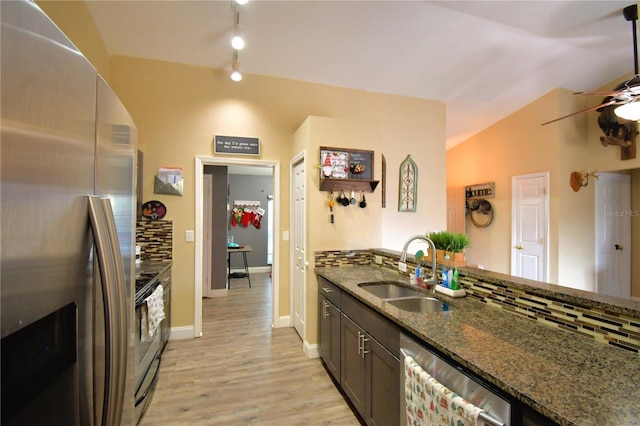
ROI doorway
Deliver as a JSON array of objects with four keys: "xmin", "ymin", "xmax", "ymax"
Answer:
[
  {"xmin": 194, "ymin": 156, "xmax": 280, "ymax": 338},
  {"xmin": 511, "ymin": 172, "xmax": 549, "ymax": 282}
]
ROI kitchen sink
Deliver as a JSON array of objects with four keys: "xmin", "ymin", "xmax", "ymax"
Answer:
[
  {"xmin": 386, "ymin": 297, "xmax": 452, "ymax": 313},
  {"xmin": 358, "ymin": 281, "xmax": 422, "ymax": 299}
]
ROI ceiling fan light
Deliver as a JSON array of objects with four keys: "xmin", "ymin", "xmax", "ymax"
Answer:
[
  {"xmin": 614, "ymin": 102, "xmax": 640, "ymax": 121},
  {"xmin": 231, "ymin": 60, "xmax": 242, "ymax": 82}
]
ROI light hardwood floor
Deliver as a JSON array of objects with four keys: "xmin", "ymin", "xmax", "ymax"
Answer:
[{"xmin": 139, "ymin": 273, "xmax": 361, "ymax": 425}]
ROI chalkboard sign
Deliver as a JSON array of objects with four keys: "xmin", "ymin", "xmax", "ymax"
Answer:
[
  {"xmin": 348, "ymin": 150, "xmax": 373, "ymax": 180},
  {"xmin": 214, "ymin": 135, "xmax": 260, "ymax": 156}
]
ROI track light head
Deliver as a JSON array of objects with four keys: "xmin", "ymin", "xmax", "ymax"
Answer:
[
  {"xmin": 231, "ymin": 59, "xmax": 242, "ymax": 82},
  {"xmin": 231, "ymin": 27, "xmax": 245, "ymax": 50}
]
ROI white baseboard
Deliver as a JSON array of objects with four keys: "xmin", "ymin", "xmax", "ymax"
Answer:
[
  {"xmin": 272, "ymin": 315, "xmax": 291, "ymax": 328},
  {"xmin": 229, "ymin": 266, "xmax": 272, "ymax": 274},
  {"xmin": 304, "ymin": 341, "xmax": 319, "ymax": 359},
  {"xmin": 169, "ymin": 326, "xmax": 195, "ymax": 340},
  {"xmin": 205, "ymin": 289, "xmax": 228, "ymax": 298}
]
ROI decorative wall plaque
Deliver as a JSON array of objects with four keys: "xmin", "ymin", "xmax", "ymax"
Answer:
[{"xmin": 399, "ymin": 155, "xmax": 417, "ymax": 212}]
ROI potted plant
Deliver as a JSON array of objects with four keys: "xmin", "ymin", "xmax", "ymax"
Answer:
[{"xmin": 426, "ymin": 230, "xmax": 470, "ymax": 266}]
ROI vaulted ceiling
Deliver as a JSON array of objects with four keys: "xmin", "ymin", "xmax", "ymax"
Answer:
[{"xmin": 85, "ymin": 1, "xmax": 635, "ymax": 148}]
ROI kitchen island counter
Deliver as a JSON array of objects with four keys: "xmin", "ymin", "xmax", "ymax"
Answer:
[{"xmin": 316, "ymin": 265, "xmax": 640, "ymax": 426}]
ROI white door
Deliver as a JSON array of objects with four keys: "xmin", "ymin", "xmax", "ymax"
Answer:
[
  {"xmin": 202, "ymin": 174, "xmax": 213, "ymax": 297},
  {"xmin": 595, "ymin": 173, "xmax": 631, "ymax": 298},
  {"xmin": 292, "ymin": 159, "xmax": 306, "ymax": 339},
  {"xmin": 511, "ymin": 173, "xmax": 548, "ymax": 281}
]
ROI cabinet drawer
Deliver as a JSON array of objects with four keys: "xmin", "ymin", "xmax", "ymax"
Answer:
[
  {"xmin": 342, "ymin": 292, "xmax": 399, "ymax": 356},
  {"xmin": 318, "ymin": 276, "xmax": 341, "ymax": 308}
]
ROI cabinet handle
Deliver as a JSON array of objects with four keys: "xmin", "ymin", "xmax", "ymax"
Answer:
[
  {"xmin": 322, "ymin": 300, "xmax": 330, "ymax": 319},
  {"xmin": 322, "ymin": 287, "xmax": 333, "ymax": 293},
  {"xmin": 358, "ymin": 331, "xmax": 369, "ymax": 358}
]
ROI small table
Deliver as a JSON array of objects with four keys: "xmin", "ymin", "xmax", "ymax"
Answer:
[{"xmin": 227, "ymin": 245, "xmax": 252, "ymax": 288}]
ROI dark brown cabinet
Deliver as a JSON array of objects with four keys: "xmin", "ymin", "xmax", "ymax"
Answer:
[
  {"xmin": 340, "ymin": 314, "xmax": 367, "ymax": 417},
  {"xmin": 317, "ymin": 275, "xmax": 400, "ymax": 426},
  {"xmin": 318, "ymin": 294, "xmax": 341, "ymax": 381}
]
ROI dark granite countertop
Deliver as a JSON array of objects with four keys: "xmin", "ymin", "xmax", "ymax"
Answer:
[
  {"xmin": 136, "ymin": 260, "xmax": 172, "ymax": 279},
  {"xmin": 316, "ymin": 265, "xmax": 640, "ymax": 426}
]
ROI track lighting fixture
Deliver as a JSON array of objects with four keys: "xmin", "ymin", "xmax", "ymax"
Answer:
[
  {"xmin": 231, "ymin": 11, "xmax": 245, "ymax": 50},
  {"xmin": 231, "ymin": 51, "xmax": 242, "ymax": 82}
]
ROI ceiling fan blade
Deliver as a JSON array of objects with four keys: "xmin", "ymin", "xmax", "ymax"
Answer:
[
  {"xmin": 541, "ymin": 99, "xmax": 622, "ymax": 126},
  {"xmin": 573, "ymin": 90, "xmax": 631, "ymax": 96}
]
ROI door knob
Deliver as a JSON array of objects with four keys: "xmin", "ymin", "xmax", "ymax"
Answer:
[
  {"xmin": 615, "ymin": 244, "xmax": 624, "ymax": 251},
  {"xmin": 515, "ymin": 245, "xmax": 523, "ymax": 250}
]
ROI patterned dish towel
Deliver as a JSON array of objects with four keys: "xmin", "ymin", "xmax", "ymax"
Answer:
[
  {"xmin": 404, "ymin": 356, "xmax": 484, "ymax": 426},
  {"xmin": 141, "ymin": 285, "xmax": 165, "ymax": 343}
]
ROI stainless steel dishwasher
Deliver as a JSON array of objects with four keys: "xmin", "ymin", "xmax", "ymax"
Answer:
[{"xmin": 400, "ymin": 333, "xmax": 511, "ymax": 426}]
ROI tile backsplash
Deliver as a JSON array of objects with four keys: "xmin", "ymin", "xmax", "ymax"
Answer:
[
  {"xmin": 314, "ymin": 249, "xmax": 640, "ymax": 354},
  {"xmin": 136, "ymin": 220, "xmax": 173, "ymax": 261}
]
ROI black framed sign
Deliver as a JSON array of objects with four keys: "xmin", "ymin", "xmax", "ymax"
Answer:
[
  {"xmin": 347, "ymin": 149, "xmax": 373, "ymax": 180},
  {"xmin": 320, "ymin": 147, "xmax": 374, "ymax": 180},
  {"xmin": 214, "ymin": 135, "xmax": 260, "ymax": 156}
]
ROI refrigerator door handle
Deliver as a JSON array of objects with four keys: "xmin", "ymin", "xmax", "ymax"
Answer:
[{"xmin": 88, "ymin": 197, "xmax": 127, "ymax": 426}]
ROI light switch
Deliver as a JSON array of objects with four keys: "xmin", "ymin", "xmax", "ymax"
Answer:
[
  {"xmin": 185, "ymin": 230, "xmax": 194, "ymax": 242},
  {"xmin": 282, "ymin": 231, "xmax": 289, "ymax": 241}
]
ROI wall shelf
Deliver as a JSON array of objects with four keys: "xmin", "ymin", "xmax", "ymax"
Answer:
[{"xmin": 320, "ymin": 178, "xmax": 379, "ymax": 193}]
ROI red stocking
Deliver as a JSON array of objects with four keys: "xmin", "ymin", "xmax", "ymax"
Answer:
[
  {"xmin": 241, "ymin": 206, "xmax": 251, "ymax": 227},
  {"xmin": 253, "ymin": 207, "xmax": 265, "ymax": 229}
]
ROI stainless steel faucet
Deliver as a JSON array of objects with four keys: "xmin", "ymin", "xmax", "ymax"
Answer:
[{"xmin": 400, "ymin": 235, "xmax": 437, "ymax": 288}]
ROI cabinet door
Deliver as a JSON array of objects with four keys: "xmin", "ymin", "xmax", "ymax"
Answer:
[
  {"xmin": 318, "ymin": 295, "xmax": 340, "ymax": 381},
  {"xmin": 365, "ymin": 338, "xmax": 400, "ymax": 426},
  {"xmin": 341, "ymin": 314, "xmax": 366, "ymax": 418}
]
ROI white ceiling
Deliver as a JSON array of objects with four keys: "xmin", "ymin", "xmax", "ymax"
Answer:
[{"xmin": 85, "ymin": 0, "xmax": 636, "ymax": 148}]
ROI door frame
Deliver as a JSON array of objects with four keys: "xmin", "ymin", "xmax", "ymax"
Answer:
[
  {"xmin": 194, "ymin": 156, "xmax": 281, "ymax": 337},
  {"xmin": 510, "ymin": 171, "xmax": 549, "ymax": 282},
  {"xmin": 290, "ymin": 151, "xmax": 306, "ymax": 338}
]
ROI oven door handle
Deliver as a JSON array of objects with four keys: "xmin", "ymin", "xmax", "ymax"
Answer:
[
  {"xmin": 88, "ymin": 197, "xmax": 127, "ymax": 426},
  {"xmin": 135, "ymin": 354, "xmax": 161, "ymax": 407}
]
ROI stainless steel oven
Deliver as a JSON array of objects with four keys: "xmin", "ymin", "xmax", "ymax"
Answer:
[{"xmin": 134, "ymin": 279, "xmax": 162, "ymax": 424}]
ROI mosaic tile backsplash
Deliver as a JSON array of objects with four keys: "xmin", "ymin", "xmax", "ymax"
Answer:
[
  {"xmin": 136, "ymin": 220, "xmax": 173, "ymax": 261},
  {"xmin": 314, "ymin": 249, "xmax": 640, "ymax": 353}
]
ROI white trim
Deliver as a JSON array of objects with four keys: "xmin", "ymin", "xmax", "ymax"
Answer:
[
  {"xmin": 206, "ymin": 289, "xmax": 228, "ymax": 298},
  {"xmin": 195, "ymin": 156, "xmax": 280, "ymax": 338},
  {"xmin": 168, "ymin": 326, "xmax": 195, "ymax": 341},
  {"xmin": 229, "ymin": 266, "xmax": 272, "ymax": 274},
  {"xmin": 303, "ymin": 341, "xmax": 319, "ymax": 359},
  {"xmin": 273, "ymin": 315, "xmax": 291, "ymax": 329}
]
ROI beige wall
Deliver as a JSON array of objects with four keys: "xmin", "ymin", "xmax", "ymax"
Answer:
[
  {"xmin": 448, "ymin": 76, "xmax": 640, "ymax": 297},
  {"xmin": 37, "ymin": 1, "xmax": 447, "ymax": 340},
  {"xmin": 294, "ymin": 115, "xmax": 446, "ymax": 343},
  {"xmin": 108, "ymin": 57, "xmax": 446, "ymax": 334}
]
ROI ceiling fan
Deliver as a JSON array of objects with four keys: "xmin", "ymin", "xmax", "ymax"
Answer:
[{"xmin": 542, "ymin": 4, "xmax": 639, "ymax": 126}]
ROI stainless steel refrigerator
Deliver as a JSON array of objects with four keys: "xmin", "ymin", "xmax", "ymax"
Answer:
[{"xmin": 1, "ymin": 1, "xmax": 137, "ymax": 424}]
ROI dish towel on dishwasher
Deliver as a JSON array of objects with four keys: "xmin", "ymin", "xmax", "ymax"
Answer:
[
  {"xmin": 404, "ymin": 356, "xmax": 484, "ymax": 426},
  {"xmin": 141, "ymin": 285, "xmax": 165, "ymax": 342}
]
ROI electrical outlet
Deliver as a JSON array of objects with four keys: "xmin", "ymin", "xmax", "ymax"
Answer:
[
  {"xmin": 398, "ymin": 262, "xmax": 407, "ymax": 272},
  {"xmin": 374, "ymin": 255, "xmax": 383, "ymax": 265}
]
